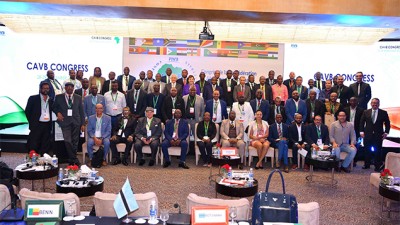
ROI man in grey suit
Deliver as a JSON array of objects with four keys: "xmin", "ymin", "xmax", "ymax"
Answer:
[
  {"xmin": 163, "ymin": 74, "xmax": 182, "ymax": 97},
  {"xmin": 134, "ymin": 107, "xmax": 162, "ymax": 166},
  {"xmin": 148, "ymin": 73, "xmax": 166, "ymax": 94},
  {"xmin": 53, "ymin": 82, "xmax": 85, "ymax": 165},
  {"xmin": 220, "ymin": 111, "xmax": 246, "ymax": 161},
  {"xmin": 137, "ymin": 71, "xmax": 150, "ymax": 92},
  {"xmin": 183, "ymin": 86, "xmax": 204, "ymax": 137},
  {"xmin": 233, "ymin": 76, "xmax": 251, "ymax": 102},
  {"xmin": 84, "ymin": 84, "xmax": 105, "ymax": 120}
]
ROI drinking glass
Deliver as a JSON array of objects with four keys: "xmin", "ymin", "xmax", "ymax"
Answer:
[
  {"xmin": 229, "ymin": 206, "xmax": 237, "ymax": 225},
  {"xmin": 160, "ymin": 209, "xmax": 169, "ymax": 225},
  {"xmin": 65, "ymin": 199, "xmax": 76, "ymax": 217}
]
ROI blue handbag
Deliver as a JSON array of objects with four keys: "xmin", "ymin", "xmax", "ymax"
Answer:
[{"xmin": 252, "ymin": 169, "xmax": 298, "ymax": 224}]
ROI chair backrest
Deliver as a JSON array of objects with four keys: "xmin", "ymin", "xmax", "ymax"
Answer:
[
  {"xmin": 19, "ymin": 188, "xmax": 81, "ymax": 215},
  {"xmin": 94, "ymin": 191, "xmax": 158, "ymax": 217},
  {"xmin": 186, "ymin": 193, "xmax": 250, "ymax": 220},
  {"xmin": 194, "ymin": 123, "xmax": 219, "ymax": 143},
  {"xmin": 385, "ymin": 152, "xmax": 400, "ymax": 177}
]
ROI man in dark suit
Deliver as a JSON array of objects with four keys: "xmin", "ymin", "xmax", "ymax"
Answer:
[
  {"xmin": 117, "ymin": 67, "xmax": 135, "ymax": 94},
  {"xmin": 102, "ymin": 71, "xmax": 122, "ymax": 95},
  {"xmin": 314, "ymin": 71, "xmax": 326, "ymax": 90},
  {"xmin": 344, "ymin": 97, "xmax": 364, "ymax": 165},
  {"xmin": 331, "ymin": 75, "xmax": 351, "ymax": 106},
  {"xmin": 205, "ymin": 90, "xmax": 228, "ymax": 125},
  {"xmin": 283, "ymin": 71, "xmax": 296, "ymax": 91},
  {"xmin": 268, "ymin": 97, "xmax": 286, "ymax": 125},
  {"xmin": 134, "ymin": 107, "xmax": 162, "ymax": 166},
  {"xmin": 25, "ymin": 82, "xmax": 53, "ymax": 154},
  {"xmin": 176, "ymin": 69, "xmax": 189, "ymax": 87},
  {"xmin": 254, "ymin": 76, "xmax": 273, "ymax": 104},
  {"xmin": 42, "ymin": 70, "xmax": 63, "ymax": 99},
  {"xmin": 53, "ymin": 82, "xmax": 85, "ymax": 165},
  {"xmin": 233, "ymin": 76, "xmax": 251, "ymax": 102},
  {"xmin": 305, "ymin": 115, "xmax": 330, "ymax": 155},
  {"xmin": 146, "ymin": 83, "xmax": 165, "ymax": 120},
  {"xmin": 161, "ymin": 87, "xmax": 186, "ymax": 123},
  {"xmin": 288, "ymin": 113, "xmax": 307, "ymax": 170},
  {"xmin": 203, "ymin": 77, "xmax": 223, "ymax": 102},
  {"xmin": 250, "ymin": 89, "xmax": 270, "ymax": 121},
  {"xmin": 195, "ymin": 72, "xmax": 210, "ymax": 98},
  {"xmin": 268, "ymin": 114, "xmax": 290, "ymax": 172},
  {"xmin": 267, "ymin": 70, "xmax": 277, "ymax": 86},
  {"xmin": 161, "ymin": 67, "xmax": 172, "ymax": 84},
  {"xmin": 220, "ymin": 70, "xmax": 237, "ymax": 107},
  {"xmin": 74, "ymin": 78, "xmax": 90, "ymax": 100},
  {"xmin": 349, "ymin": 71, "xmax": 372, "ymax": 110},
  {"xmin": 290, "ymin": 76, "xmax": 308, "ymax": 100},
  {"xmin": 305, "ymin": 90, "xmax": 325, "ymax": 124},
  {"xmin": 163, "ymin": 74, "xmax": 183, "ymax": 97},
  {"xmin": 209, "ymin": 70, "xmax": 223, "ymax": 86},
  {"xmin": 246, "ymin": 74, "xmax": 257, "ymax": 100},
  {"xmin": 126, "ymin": 80, "xmax": 148, "ymax": 119},
  {"xmin": 161, "ymin": 109, "xmax": 190, "ymax": 169},
  {"xmin": 110, "ymin": 107, "xmax": 137, "ymax": 166},
  {"xmin": 360, "ymin": 98, "xmax": 390, "ymax": 171}
]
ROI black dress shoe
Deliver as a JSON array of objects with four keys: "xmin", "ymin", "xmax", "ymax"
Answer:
[
  {"xmin": 362, "ymin": 165, "xmax": 370, "ymax": 169},
  {"xmin": 139, "ymin": 159, "xmax": 145, "ymax": 166},
  {"xmin": 254, "ymin": 166, "xmax": 260, "ymax": 170},
  {"xmin": 148, "ymin": 160, "xmax": 155, "ymax": 166},
  {"xmin": 341, "ymin": 166, "xmax": 351, "ymax": 173},
  {"xmin": 112, "ymin": 159, "xmax": 121, "ymax": 165},
  {"xmin": 122, "ymin": 159, "xmax": 129, "ymax": 166},
  {"xmin": 163, "ymin": 161, "xmax": 171, "ymax": 168},
  {"xmin": 179, "ymin": 162, "xmax": 189, "ymax": 169},
  {"xmin": 238, "ymin": 164, "xmax": 244, "ymax": 170}
]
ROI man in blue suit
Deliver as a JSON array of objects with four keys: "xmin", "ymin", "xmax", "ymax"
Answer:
[
  {"xmin": 87, "ymin": 104, "xmax": 112, "ymax": 167},
  {"xmin": 250, "ymin": 89, "xmax": 270, "ymax": 121},
  {"xmin": 203, "ymin": 77, "xmax": 224, "ymax": 102},
  {"xmin": 84, "ymin": 84, "xmax": 105, "ymax": 120},
  {"xmin": 161, "ymin": 109, "xmax": 190, "ymax": 169},
  {"xmin": 205, "ymin": 90, "xmax": 228, "ymax": 125},
  {"xmin": 285, "ymin": 90, "xmax": 307, "ymax": 125},
  {"xmin": 117, "ymin": 67, "xmax": 135, "ymax": 94},
  {"xmin": 268, "ymin": 114, "xmax": 290, "ymax": 173}
]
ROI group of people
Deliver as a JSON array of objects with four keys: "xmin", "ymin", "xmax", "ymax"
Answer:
[{"xmin": 25, "ymin": 67, "xmax": 390, "ymax": 173}]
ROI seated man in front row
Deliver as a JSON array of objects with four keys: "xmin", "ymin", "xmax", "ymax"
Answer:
[
  {"xmin": 220, "ymin": 111, "xmax": 245, "ymax": 163},
  {"xmin": 134, "ymin": 107, "xmax": 162, "ymax": 166},
  {"xmin": 268, "ymin": 114, "xmax": 290, "ymax": 173},
  {"xmin": 87, "ymin": 104, "xmax": 111, "ymax": 167},
  {"xmin": 304, "ymin": 115, "xmax": 330, "ymax": 170},
  {"xmin": 110, "ymin": 107, "xmax": 137, "ymax": 166},
  {"xmin": 161, "ymin": 109, "xmax": 190, "ymax": 169}
]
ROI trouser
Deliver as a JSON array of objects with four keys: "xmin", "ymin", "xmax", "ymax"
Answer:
[
  {"xmin": 61, "ymin": 124, "xmax": 80, "ymax": 164},
  {"xmin": 110, "ymin": 137, "xmax": 134, "ymax": 160},
  {"xmin": 27, "ymin": 121, "xmax": 52, "ymax": 155},
  {"xmin": 197, "ymin": 141, "xmax": 213, "ymax": 164},
  {"xmin": 221, "ymin": 139, "xmax": 246, "ymax": 162},
  {"xmin": 109, "ymin": 114, "xmax": 122, "ymax": 130},
  {"xmin": 187, "ymin": 119, "xmax": 196, "ymax": 138},
  {"xmin": 333, "ymin": 144, "xmax": 357, "ymax": 168},
  {"xmin": 161, "ymin": 139, "xmax": 188, "ymax": 163},
  {"xmin": 134, "ymin": 139, "xmax": 160, "ymax": 161},
  {"xmin": 291, "ymin": 141, "xmax": 305, "ymax": 165},
  {"xmin": 364, "ymin": 136, "xmax": 383, "ymax": 168},
  {"xmin": 272, "ymin": 140, "xmax": 288, "ymax": 165},
  {"xmin": 87, "ymin": 137, "xmax": 110, "ymax": 160}
]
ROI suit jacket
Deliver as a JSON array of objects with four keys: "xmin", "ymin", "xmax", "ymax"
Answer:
[
  {"xmin": 331, "ymin": 85, "xmax": 351, "ymax": 106},
  {"xmin": 283, "ymin": 79, "xmax": 295, "ymax": 92},
  {"xmin": 267, "ymin": 78, "xmax": 277, "ymax": 86},
  {"xmin": 112, "ymin": 115, "xmax": 137, "ymax": 138},
  {"xmin": 161, "ymin": 75, "xmax": 171, "ymax": 84},
  {"xmin": 137, "ymin": 79, "xmax": 149, "ymax": 92},
  {"xmin": 288, "ymin": 123, "xmax": 307, "ymax": 146},
  {"xmin": 161, "ymin": 96, "xmax": 186, "ymax": 123},
  {"xmin": 196, "ymin": 121, "xmax": 217, "ymax": 140},
  {"xmin": 164, "ymin": 118, "xmax": 189, "ymax": 141},
  {"xmin": 163, "ymin": 83, "xmax": 183, "ymax": 97},
  {"xmin": 177, "ymin": 77, "xmax": 189, "ymax": 87},
  {"xmin": 359, "ymin": 108, "xmax": 390, "ymax": 139},
  {"xmin": 183, "ymin": 95, "xmax": 204, "ymax": 122},
  {"xmin": 203, "ymin": 85, "xmax": 224, "ymax": 102},
  {"xmin": 268, "ymin": 104, "xmax": 287, "ymax": 125},
  {"xmin": 74, "ymin": 88, "xmax": 90, "ymax": 100},
  {"xmin": 305, "ymin": 124, "xmax": 330, "ymax": 146},
  {"xmin": 89, "ymin": 76, "xmax": 106, "ymax": 94},
  {"xmin": 344, "ymin": 106, "xmax": 364, "ymax": 138},
  {"xmin": 25, "ymin": 94, "xmax": 53, "ymax": 130},
  {"xmin": 245, "ymin": 82, "xmax": 257, "ymax": 100},
  {"xmin": 254, "ymin": 84, "xmax": 273, "ymax": 104},
  {"xmin": 146, "ymin": 93, "xmax": 165, "ymax": 119},
  {"xmin": 268, "ymin": 123, "xmax": 289, "ymax": 146},
  {"xmin": 220, "ymin": 78, "xmax": 237, "ymax": 107},
  {"xmin": 126, "ymin": 89, "xmax": 148, "ymax": 117},
  {"xmin": 83, "ymin": 94, "xmax": 105, "ymax": 118},
  {"xmin": 285, "ymin": 98, "xmax": 307, "ymax": 124},
  {"xmin": 250, "ymin": 98, "xmax": 270, "ymax": 121},
  {"xmin": 87, "ymin": 114, "xmax": 111, "ymax": 139},
  {"xmin": 233, "ymin": 85, "xmax": 251, "ymax": 102},
  {"xmin": 53, "ymin": 93, "xmax": 85, "ymax": 127},
  {"xmin": 220, "ymin": 119, "xmax": 244, "ymax": 140},
  {"xmin": 314, "ymin": 80, "xmax": 326, "ymax": 90},
  {"xmin": 290, "ymin": 85, "xmax": 308, "ymax": 100},
  {"xmin": 148, "ymin": 81, "xmax": 166, "ymax": 94},
  {"xmin": 101, "ymin": 80, "xmax": 123, "ymax": 95},
  {"xmin": 349, "ymin": 82, "xmax": 371, "ymax": 110},
  {"xmin": 324, "ymin": 102, "xmax": 344, "ymax": 119},
  {"xmin": 305, "ymin": 99, "xmax": 325, "ymax": 124},
  {"xmin": 205, "ymin": 99, "xmax": 228, "ymax": 121},
  {"xmin": 117, "ymin": 75, "xmax": 135, "ymax": 91},
  {"xmin": 41, "ymin": 78, "xmax": 63, "ymax": 99},
  {"xmin": 195, "ymin": 80, "xmax": 211, "ymax": 95},
  {"xmin": 134, "ymin": 117, "xmax": 162, "ymax": 140}
]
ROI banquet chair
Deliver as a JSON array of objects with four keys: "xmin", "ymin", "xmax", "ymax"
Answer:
[
  {"xmin": 246, "ymin": 128, "xmax": 274, "ymax": 167},
  {"xmin": 82, "ymin": 129, "xmax": 111, "ymax": 165},
  {"xmin": 369, "ymin": 152, "xmax": 400, "ymax": 196}
]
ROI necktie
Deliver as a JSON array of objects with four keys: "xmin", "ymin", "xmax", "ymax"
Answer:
[
  {"xmin": 317, "ymin": 81, "xmax": 320, "ymax": 90},
  {"xmin": 257, "ymin": 100, "xmax": 261, "ymax": 110},
  {"xmin": 357, "ymin": 83, "xmax": 361, "ymax": 96},
  {"xmin": 241, "ymin": 85, "xmax": 244, "ymax": 92},
  {"xmin": 83, "ymin": 89, "xmax": 87, "ymax": 97},
  {"xmin": 135, "ymin": 90, "xmax": 139, "ymax": 101},
  {"xmin": 125, "ymin": 76, "xmax": 128, "ymax": 87},
  {"xmin": 212, "ymin": 85, "xmax": 216, "ymax": 91},
  {"xmin": 277, "ymin": 106, "xmax": 280, "ymax": 114},
  {"xmin": 174, "ymin": 120, "xmax": 179, "ymax": 138},
  {"xmin": 53, "ymin": 80, "xmax": 60, "ymax": 90},
  {"xmin": 261, "ymin": 86, "xmax": 265, "ymax": 100},
  {"xmin": 278, "ymin": 124, "xmax": 282, "ymax": 138},
  {"xmin": 68, "ymin": 95, "xmax": 72, "ymax": 107},
  {"xmin": 166, "ymin": 76, "xmax": 169, "ymax": 84},
  {"xmin": 372, "ymin": 110, "xmax": 376, "ymax": 124}
]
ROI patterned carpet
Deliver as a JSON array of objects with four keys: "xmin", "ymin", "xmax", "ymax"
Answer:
[{"xmin": 2, "ymin": 152, "xmax": 399, "ymax": 225}]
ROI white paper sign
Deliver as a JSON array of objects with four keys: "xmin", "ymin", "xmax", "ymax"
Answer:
[
  {"xmin": 298, "ymin": 148, "xmax": 308, "ymax": 157},
  {"xmin": 54, "ymin": 123, "xmax": 64, "ymax": 141}
]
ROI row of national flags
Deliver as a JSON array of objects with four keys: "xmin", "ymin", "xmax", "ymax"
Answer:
[{"xmin": 128, "ymin": 38, "xmax": 279, "ymax": 59}]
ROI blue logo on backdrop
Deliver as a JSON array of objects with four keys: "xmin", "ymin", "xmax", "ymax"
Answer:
[
  {"xmin": 0, "ymin": 31, "xmax": 5, "ymax": 36},
  {"xmin": 313, "ymin": 72, "xmax": 375, "ymax": 83}
]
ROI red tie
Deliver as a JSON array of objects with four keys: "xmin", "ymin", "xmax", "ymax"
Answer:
[{"xmin": 84, "ymin": 89, "xmax": 87, "ymax": 97}]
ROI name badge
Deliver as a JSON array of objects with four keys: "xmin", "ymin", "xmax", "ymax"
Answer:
[
  {"xmin": 153, "ymin": 108, "xmax": 157, "ymax": 115},
  {"xmin": 212, "ymin": 114, "xmax": 217, "ymax": 120},
  {"xmin": 43, "ymin": 113, "xmax": 49, "ymax": 120},
  {"xmin": 241, "ymin": 111, "xmax": 245, "ymax": 116},
  {"xmin": 173, "ymin": 132, "xmax": 177, "ymax": 139},
  {"xmin": 258, "ymin": 134, "xmax": 263, "ymax": 137},
  {"xmin": 147, "ymin": 130, "xmax": 152, "ymax": 137},
  {"xmin": 203, "ymin": 136, "xmax": 209, "ymax": 140},
  {"xmin": 67, "ymin": 109, "xmax": 73, "ymax": 116},
  {"xmin": 311, "ymin": 112, "xmax": 315, "ymax": 118},
  {"xmin": 200, "ymin": 93, "xmax": 203, "ymax": 97},
  {"xmin": 227, "ymin": 86, "xmax": 231, "ymax": 92},
  {"xmin": 190, "ymin": 107, "xmax": 195, "ymax": 114},
  {"xmin": 317, "ymin": 139, "xmax": 323, "ymax": 146},
  {"xmin": 80, "ymin": 131, "xmax": 84, "ymax": 138},
  {"xmin": 172, "ymin": 109, "xmax": 176, "ymax": 115},
  {"xmin": 113, "ymin": 104, "xmax": 118, "ymax": 110},
  {"xmin": 133, "ymin": 103, "xmax": 137, "ymax": 111},
  {"xmin": 118, "ymin": 129, "xmax": 122, "ymax": 136}
]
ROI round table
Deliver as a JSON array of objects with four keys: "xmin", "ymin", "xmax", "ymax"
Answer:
[
  {"xmin": 56, "ymin": 176, "xmax": 104, "ymax": 197},
  {"xmin": 305, "ymin": 156, "xmax": 339, "ymax": 187},
  {"xmin": 215, "ymin": 177, "xmax": 258, "ymax": 198},
  {"xmin": 209, "ymin": 156, "xmax": 241, "ymax": 184},
  {"xmin": 379, "ymin": 184, "xmax": 400, "ymax": 223},
  {"xmin": 15, "ymin": 165, "xmax": 58, "ymax": 191}
]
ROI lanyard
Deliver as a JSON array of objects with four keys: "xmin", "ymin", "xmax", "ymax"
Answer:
[
  {"xmin": 41, "ymin": 95, "xmax": 49, "ymax": 111},
  {"xmin": 174, "ymin": 120, "xmax": 179, "ymax": 131},
  {"xmin": 257, "ymin": 99, "xmax": 261, "ymax": 110},
  {"xmin": 146, "ymin": 118, "xmax": 153, "ymax": 129},
  {"xmin": 96, "ymin": 116, "xmax": 102, "ymax": 131},
  {"xmin": 92, "ymin": 95, "xmax": 97, "ymax": 105},
  {"xmin": 200, "ymin": 81, "xmax": 204, "ymax": 91},
  {"xmin": 213, "ymin": 101, "xmax": 218, "ymax": 114},
  {"xmin": 51, "ymin": 80, "xmax": 60, "ymax": 90},
  {"xmin": 310, "ymin": 101, "xmax": 315, "ymax": 112},
  {"xmin": 153, "ymin": 95, "xmax": 159, "ymax": 107},
  {"xmin": 330, "ymin": 103, "xmax": 335, "ymax": 114},
  {"xmin": 204, "ymin": 122, "xmax": 209, "ymax": 135},
  {"xmin": 238, "ymin": 104, "xmax": 244, "ymax": 114},
  {"xmin": 111, "ymin": 92, "xmax": 118, "ymax": 104},
  {"xmin": 120, "ymin": 118, "xmax": 127, "ymax": 129},
  {"xmin": 190, "ymin": 96, "xmax": 196, "ymax": 107},
  {"xmin": 134, "ymin": 91, "xmax": 139, "ymax": 104},
  {"xmin": 256, "ymin": 122, "xmax": 264, "ymax": 133},
  {"xmin": 316, "ymin": 126, "xmax": 321, "ymax": 138},
  {"xmin": 172, "ymin": 97, "xmax": 176, "ymax": 108},
  {"xmin": 227, "ymin": 79, "xmax": 231, "ymax": 86}
]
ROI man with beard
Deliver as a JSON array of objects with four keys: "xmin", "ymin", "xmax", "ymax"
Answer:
[
  {"xmin": 75, "ymin": 78, "xmax": 90, "ymax": 100},
  {"xmin": 102, "ymin": 71, "xmax": 122, "ymax": 95},
  {"xmin": 285, "ymin": 90, "xmax": 307, "ymax": 125},
  {"xmin": 84, "ymin": 84, "xmax": 105, "ymax": 120},
  {"xmin": 250, "ymin": 89, "xmax": 270, "ymax": 121},
  {"xmin": 146, "ymin": 83, "xmax": 165, "ymax": 120},
  {"xmin": 305, "ymin": 90, "xmax": 325, "ymax": 124},
  {"xmin": 104, "ymin": 81, "xmax": 127, "ymax": 128},
  {"xmin": 331, "ymin": 75, "xmax": 351, "ymax": 106},
  {"xmin": 117, "ymin": 67, "xmax": 135, "ymax": 94},
  {"xmin": 288, "ymin": 113, "xmax": 306, "ymax": 170},
  {"xmin": 350, "ymin": 71, "xmax": 371, "ymax": 109},
  {"xmin": 63, "ymin": 69, "xmax": 82, "ymax": 90}
]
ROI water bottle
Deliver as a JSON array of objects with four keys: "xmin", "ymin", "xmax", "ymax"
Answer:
[
  {"xmin": 149, "ymin": 200, "xmax": 157, "ymax": 222},
  {"xmin": 216, "ymin": 147, "xmax": 220, "ymax": 158},
  {"xmin": 58, "ymin": 168, "xmax": 64, "ymax": 181},
  {"xmin": 331, "ymin": 148, "xmax": 335, "ymax": 158},
  {"xmin": 312, "ymin": 148, "xmax": 317, "ymax": 159},
  {"xmin": 52, "ymin": 155, "xmax": 58, "ymax": 167},
  {"xmin": 248, "ymin": 168, "xmax": 254, "ymax": 182},
  {"xmin": 228, "ymin": 167, "xmax": 232, "ymax": 180}
]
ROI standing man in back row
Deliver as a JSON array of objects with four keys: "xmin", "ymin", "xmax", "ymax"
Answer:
[
  {"xmin": 117, "ymin": 67, "xmax": 135, "ymax": 94},
  {"xmin": 350, "ymin": 71, "xmax": 371, "ymax": 110}
]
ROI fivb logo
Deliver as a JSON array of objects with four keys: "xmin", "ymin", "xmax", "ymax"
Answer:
[{"xmin": 0, "ymin": 31, "xmax": 5, "ymax": 36}]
